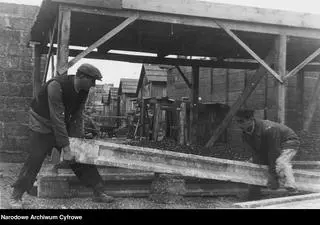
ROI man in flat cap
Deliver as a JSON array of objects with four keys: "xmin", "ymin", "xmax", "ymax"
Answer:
[
  {"xmin": 9, "ymin": 63, "xmax": 115, "ymax": 208},
  {"xmin": 234, "ymin": 109, "xmax": 300, "ymax": 200}
]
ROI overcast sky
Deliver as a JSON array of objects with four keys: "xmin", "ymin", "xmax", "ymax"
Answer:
[{"xmin": 1, "ymin": 0, "xmax": 320, "ymax": 86}]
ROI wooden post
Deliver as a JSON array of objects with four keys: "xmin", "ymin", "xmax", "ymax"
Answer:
[
  {"xmin": 190, "ymin": 65, "xmax": 199, "ymax": 144},
  {"xmin": 56, "ymin": 5, "xmax": 71, "ymax": 76},
  {"xmin": 153, "ymin": 102, "xmax": 161, "ymax": 141},
  {"xmin": 31, "ymin": 42, "xmax": 41, "ymax": 97},
  {"xmin": 275, "ymin": 34, "xmax": 287, "ymax": 124},
  {"xmin": 51, "ymin": 55, "xmax": 55, "ymax": 79},
  {"xmin": 296, "ymin": 70, "xmax": 304, "ymax": 130},
  {"xmin": 140, "ymin": 97, "xmax": 145, "ymax": 137},
  {"xmin": 179, "ymin": 102, "xmax": 186, "ymax": 145}
]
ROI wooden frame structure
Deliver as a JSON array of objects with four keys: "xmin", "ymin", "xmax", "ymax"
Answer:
[{"xmin": 30, "ymin": 0, "xmax": 320, "ymax": 146}]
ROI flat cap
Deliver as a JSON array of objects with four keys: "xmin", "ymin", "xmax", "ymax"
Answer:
[{"xmin": 77, "ymin": 63, "xmax": 102, "ymax": 81}]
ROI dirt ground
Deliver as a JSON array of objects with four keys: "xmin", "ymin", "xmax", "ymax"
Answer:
[{"xmin": 0, "ymin": 163, "xmax": 241, "ymax": 209}]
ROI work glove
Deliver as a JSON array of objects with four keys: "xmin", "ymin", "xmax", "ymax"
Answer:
[{"xmin": 61, "ymin": 145, "xmax": 76, "ymax": 163}]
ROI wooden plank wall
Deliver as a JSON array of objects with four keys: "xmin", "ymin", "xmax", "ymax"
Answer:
[{"xmin": 167, "ymin": 66, "xmax": 320, "ymax": 160}]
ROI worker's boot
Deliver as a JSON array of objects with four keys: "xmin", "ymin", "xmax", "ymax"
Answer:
[
  {"xmin": 9, "ymin": 188, "xmax": 24, "ymax": 209},
  {"xmin": 92, "ymin": 183, "xmax": 115, "ymax": 203}
]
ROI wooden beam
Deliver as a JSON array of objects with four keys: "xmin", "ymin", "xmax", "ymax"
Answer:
[
  {"xmin": 57, "ymin": 14, "xmax": 139, "ymax": 76},
  {"xmin": 284, "ymin": 46, "xmax": 320, "ymax": 80},
  {"xmin": 53, "ymin": 0, "xmax": 122, "ymax": 9},
  {"xmin": 56, "ymin": 5, "xmax": 71, "ymax": 76},
  {"xmin": 190, "ymin": 65, "xmax": 199, "ymax": 144},
  {"xmin": 275, "ymin": 34, "xmax": 287, "ymax": 124},
  {"xmin": 205, "ymin": 44, "xmax": 278, "ymax": 148},
  {"xmin": 215, "ymin": 20, "xmax": 283, "ymax": 83},
  {"xmin": 175, "ymin": 66, "xmax": 192, "ymax": 89},
  {"xmin": 234, "ymin": 193, "xmax": 320, "ymax": 209},
  {"xmin": 71, "ymin": 5, "xmax": 320, "ymax": 40},
  {"xmin": 49, "ymin": 47, "xmax": 260, "ymax": 69},
  {"xmin": 43, "ymin": 19, "xmax": 57, "ymax": 83},
  {"xmin": 31, "ymin": 42, "xmax": 41, "ymax": 97},
  {"xmin": 303, "ymin": 74, "xmax": 320, "ymax": 131},
  {"xmin": 68, "ymin": 138, "xmax": 320, "ymax": 192},
  {"xmin": 122, "ymin": 0, "xmax": 320, "ymax": 30}
]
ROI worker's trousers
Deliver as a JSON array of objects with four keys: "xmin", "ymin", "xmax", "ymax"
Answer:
[
  {"xmin": 12, "ymin": 130, "xmax": 103, "ymax": 194},
  {"xmin": 275, "ymin": 148, "xmax": 297, "ymax": 189},
  {"xmin": 248, "ymin": 140, "xmax": 299, "ymax": 199}
]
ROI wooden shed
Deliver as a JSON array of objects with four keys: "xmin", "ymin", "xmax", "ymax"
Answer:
[
  {"xmin": 118, "ymin": 78, "xmax": 138, "ymax": 118},
  {"xmin": 136, "ymin": 64, "xmax": 168, "ymax": 99},
  {"xmin": 104, "ymin": 87, "xmax": 119, "ymax": 117},
  {"xmin": 29, "ymin": 0, "xmax": 320, "ymax": 160}
]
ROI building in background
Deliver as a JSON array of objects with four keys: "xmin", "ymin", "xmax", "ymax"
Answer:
[
  {"xmin": 118, "ymin": 78, "xmax": 138, "ymax": 124},
  {"xmin": 136, "ymin": 64, "xmax": 168, "ymax": 100}
]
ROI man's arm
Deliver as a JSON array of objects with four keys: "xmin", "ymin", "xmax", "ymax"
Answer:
[{"xmin": 47, "ymin": 81, "xmax": 69, "ymax": 148}]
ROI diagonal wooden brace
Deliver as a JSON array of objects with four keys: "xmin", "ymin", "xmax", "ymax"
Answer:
[
  {"xmin": 43, "ymin": 19, "xmax": 57, "ymax": 83},
  {"xmin": 57, "ymin": 14, "xmax": 139, "ymax": 76},
  {"xmin": 205, "ymin": 46, "xmax": 277, "ymax": 147},
  {"xmin": 175, "ymin": 66, "xmax": 192, "ymax": 89},
  {"xmin": 284, "ymin": 46, "xmax": 320, "ymax": 80},
  {"xmin": 215, "ymin": 20, "xmax": 283, "ymax": 83}
]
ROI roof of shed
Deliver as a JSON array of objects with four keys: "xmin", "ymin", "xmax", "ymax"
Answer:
[
  {"xmin": 136, "ymin": 64, "xmax": 167, "ymax": 94},
  {"xmin": 119, "ymin": 78, "xmax": 138, "ymax": 94},
  {"xmin": 30, "ymin": 0, "xmax": 320, "ymax": 70},
  {"xmin": 143, "ymin": 64, "xmax": 167, "ymax": 82}
]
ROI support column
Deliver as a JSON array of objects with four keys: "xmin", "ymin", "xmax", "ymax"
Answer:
[
  {"xmin": 56, "ymin": 5, "xmax": 71, "ymax": 76},
  {"xmin": 179, "ymin": 102, "xmax": 186, "ymax": 145},
  {"xmin": 190, "ymin": 65, "xmax": 199, "ymax": 144},
  {"xmin": 31, "ymin": 42, "xmax": 41, "ymax": 97},
  {"xmin": 140, "ymin": 97, "xmax": 145, "ymax": 137},
  {"xmin": 275, "ymin": 34, "xmax": 287, "ymax": 124},
  {"xmin": 153, "ymin": 102, "xmax": 161, "ymax": 141}
]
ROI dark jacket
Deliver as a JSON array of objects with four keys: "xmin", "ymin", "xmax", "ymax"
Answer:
[
  {"xmin": 242, "ymin": 119, "xmax": 299, "ymax": 169},
  {"xmin": 30, "ymin": 75, "xmax": 88, "ymax": 148}
]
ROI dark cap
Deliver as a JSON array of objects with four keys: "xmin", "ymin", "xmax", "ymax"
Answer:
[{"xmin": 77, "ymin": 63, "xmax": 102, "ymax": 81}]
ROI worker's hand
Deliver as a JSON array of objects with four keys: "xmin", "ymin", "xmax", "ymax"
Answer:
[
  {"xmin": 84, "ymin": 133, "xmax": 94, "ymax": 139},
  {"xmin": 62, "ymin": 145, "xmax": 76, "ymax": 162}
]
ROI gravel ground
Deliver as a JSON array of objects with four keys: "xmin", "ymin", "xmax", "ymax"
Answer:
[{"xmin": 0, "ymin": 163, "xmax": 240, "ymax": 209}]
